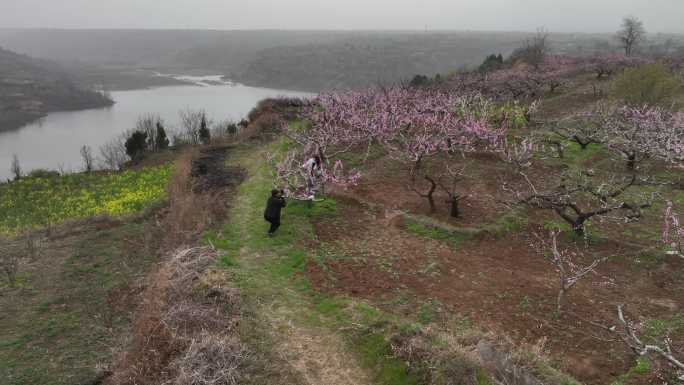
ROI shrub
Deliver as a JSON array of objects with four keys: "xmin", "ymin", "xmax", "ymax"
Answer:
[
  {"xmin": 508, "ymin": 29, "xmax": 548, "ymax": 69},
  {"xmin": 156, "ymin": 121, "xmax": 170, "ymax": 150},
  {"xmin": 179, "ymin": 109, "xmax": 212, "ymax": 145},
  {"xmin": 409, "ymin": 75, "xmax": 430, "ymax": 87},
  {"xmin": 479, "ymin": 54, "xmax": 505, "ymax": 73},
  {"xmin": 99, "ymin": 134, "xmax": 128, "ymax": 171},
  {"xmin": 199, "ymin": 114, "xmax": 211, "ymax": 144},
  {"xmin": 611, "ymin": 63, "xmax": 682, "ymax": 106},
  {"xmin": 125, "ymin": 131, "xmax": 148, "ymax": 162}
]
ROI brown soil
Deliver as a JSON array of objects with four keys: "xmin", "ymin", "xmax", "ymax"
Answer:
[
  {"xmin": 191, "ymin": 145, "xmax": 246, "ymax": 192},
  {"xmin": 347, "ymin": 151, "xmax": 511, "ymax": 227},
  {"xmin": 307, "ymin": 192, "xmax": 684, "ymax": 385}
]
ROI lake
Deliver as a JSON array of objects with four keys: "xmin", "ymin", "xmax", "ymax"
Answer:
[{"xmin": 0, "ymin": 77, "xmax": 312, "ymax": 181}]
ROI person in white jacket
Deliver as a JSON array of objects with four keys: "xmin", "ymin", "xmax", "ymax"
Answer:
[{"xmin": 302, "ymin": 155, "xmax": 321, "ymax": 198}]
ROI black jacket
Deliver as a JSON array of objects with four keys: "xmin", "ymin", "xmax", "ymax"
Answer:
[{"xmin": 264, "ymin": 196, "xmax": 286, "ymax": 221}]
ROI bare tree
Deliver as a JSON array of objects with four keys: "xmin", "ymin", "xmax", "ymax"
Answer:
[
  {"xmin": 615, "ymin": 305, "xmax": 684, "ymax": 372},
  {"xmin": 616, "ymin": 16, "xmax": 646, "ymax": 56},
  {"xmin": 537, "ymin": 231, "xmax": 606, "ymax": 313},
  {"xmin": 135, "ymin": 113, "xmax": 165, "ymax": 152},
  {"xmin": 99, "ymin": 134, "xmax": 128, "ymax": 170},
  {"xmin": 508, "ymin": 169, "xmax": 653, "ymax": 236},
  {"xmin": 510, "ymin": 28, "xmax": 549, "ymax": 69},
  {"xmin": 136, "ymin": 113, "xmax": 157, "ymax": 151},
  {"xmin": 10, "ymin": 154, "xmax": 21, "ymax": 181},
  {"xmin": 80, "ymin": 145, "xmax": 94, "ymax": 173},
  {"xmin": 551, "ymin": 118, "xmax": 604, "ymax": 151},
  {"xmin": 179, "ymin": 109, "xmax": 211, "ymax": 145}
]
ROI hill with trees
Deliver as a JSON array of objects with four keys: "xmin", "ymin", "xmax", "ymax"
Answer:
[
  {"xmin": 5, "ymin": 29, "xmax": 682, "ymax": 92},
  {"xmin": 0, "ymin": 46, "xmax": 113, "ymax": 131},
  {"xmin": 3, "ymin": 20, "xmax": 684, "ymax": 385}
]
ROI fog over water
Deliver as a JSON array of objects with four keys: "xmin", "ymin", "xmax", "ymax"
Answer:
[{"xmin": 1, "ymin": 0, "xmax": 683, "ymax": 33}]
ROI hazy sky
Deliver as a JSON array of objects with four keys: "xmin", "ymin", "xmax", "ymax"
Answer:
[{"xmin": 2, "ymin": 0, "xmax": 683, "ymax": 33}]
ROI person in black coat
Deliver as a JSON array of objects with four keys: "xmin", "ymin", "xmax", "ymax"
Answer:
[{"xmin": 264, "ymin": 188, "xmax": 286, "ymax": 236}]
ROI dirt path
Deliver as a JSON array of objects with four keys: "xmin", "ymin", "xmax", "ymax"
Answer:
[{"xmin": 224, "ymin": 146, "xmax": 374, "ymax": 385}]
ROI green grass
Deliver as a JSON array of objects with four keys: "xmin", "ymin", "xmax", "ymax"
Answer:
[
  {"xmin": 562, "ymin": 141, "xmax": 603, "ymax": 166},
  {"xmin": 0, "ymin": 166, "xmax": 171, "ymax": 234},
  {"xmin": 216, "ymin": 140, "xmax": 583, "ymax": 385},
  {"xmin": 610, "ymin": 358, "xmax": 651, "ymax": 385},
  {"xmin": 643, "ymin": 314, "xmax": 684, "ymax": 342},
  {"xmin": 404, "ymin": 221, "xmax": 470, "ymax": 247},
  {"xmin": 0, "ymin": 220, "xmax": 159, "ymax": 385},
  {"xmin": 357, "ymin": 332, "xmax": 419, "ymax": 385},
  {"xmin": 212, "ymin": 141, "xmax": 427, "ymax": 384},
  {"xmin": 484, "ymin": 208, "xmax": 528, "ymax": 237}
]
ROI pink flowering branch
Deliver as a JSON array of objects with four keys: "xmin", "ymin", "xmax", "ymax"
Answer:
[
  {"xmin": 274, "ymin": 87, "xmax": 506, "ymax": 209},
  {"xmin": 581, "ymin": 104, "xmax": 684, "ymax": 171}
]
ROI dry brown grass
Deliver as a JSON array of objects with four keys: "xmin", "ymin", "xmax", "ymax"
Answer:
[
  {"xmin": 162, "ymin": 148, "xmax": 228, "ymax": 248},
  {"xmin": 390, "ymin": 328, "xmax": 482, "ymax": 385},
  {"xmin": 0, "ymin": 232, "xmax": 43, "ymax": 287},
  {"xmin": 106, "ymin": 247, "xmax": 242, "ymax": 385},
  {"xmin": 162, "ymin": 301, "xmax": 230, "ymax": 336},
  {"xmin": 167, "ymin": 332, "xmax": 245, "ymax": 385},
  {"xmin": 106, "ymin": 143, "xmax": 244, "ymax": 385}
]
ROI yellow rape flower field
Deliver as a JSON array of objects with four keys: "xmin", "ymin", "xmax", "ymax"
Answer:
[{"xmin": 0, "ymin": 165, "xmax": 172, "ymax": 235}]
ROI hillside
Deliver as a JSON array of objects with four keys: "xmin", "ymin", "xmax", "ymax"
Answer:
[
  {"xmin": 0, "ymin": 47, "xmax": 113, "ymax": 131},
  {"xmin": 3, "ymin": 29, "xmax": 676, "ymax": 92},
  {"xmin": 234, "ymin": 33, "xmax": 526, "ymax": 91},
  {"xmin": 2, "ymin": 56, "xmax": 684, "ymax": 385}
]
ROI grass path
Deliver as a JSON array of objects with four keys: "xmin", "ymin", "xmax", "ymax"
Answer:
[
  {"xmin": 207, "ymin": 142, "xmax": 590, "ymax": 385},
  {"xmin": 210, "ymin": 143, "xmax": 376, "ymax": 385}
]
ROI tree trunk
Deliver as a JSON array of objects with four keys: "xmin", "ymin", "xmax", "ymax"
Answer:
[
  {"xmin": 626, "ymin": 154, "xmax": 636, "ymax": 171},
  {"xmin": 557, "ymin": 286, "xmax": 566, "ymax": 314},
  {"xmin": 424, "ymin": 176, "xmax": 437, "ymax": 214},
  {"xmin": 449, "ymin": 198, "xmax": 460, "ymax": 218},
  {"xmin": 572, "ymin": 219, "xmax": 585, "ymax": 237},
  {"xmin": 573, "ymin": 136, "xmax": 589, "ymax": 150},
  {"xmin": 427, "ymin": 195, "xmax": 436, "ymax": 214}
]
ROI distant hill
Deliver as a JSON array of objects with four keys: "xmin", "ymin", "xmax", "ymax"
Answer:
[
  {"xmin": 233, "ymin": 32, "xmax": 529, "ymax": 91},
  {"xmin": 0, "ymin": 30, "xmax": 536, "ymax": 91},
  {"xmin": 0, "ymin": 46, "xmax": 113, "ymax": 131},
  {"xmin": 2, "ymin": 29, "xmax": 681, "ymax": 92}
]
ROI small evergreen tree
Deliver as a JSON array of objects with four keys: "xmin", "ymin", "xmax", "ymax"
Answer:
[
  {"xmin": 479, "ymin": 53, "xmax": 505, "ymax": 73},
  {"xmin": 125, "ymin": 131, "xmax": 148, "ymax": 162},
  {"xmin": 409, "ymin": 74, "xmax": 430, "ymax": 87},
  {"xmin": 199, "ymin": 113, "xmax": 211, "ymax": 144},
  {"xmin": 155, "ymin": 121, "xmax": 170, "ymax": 150}
]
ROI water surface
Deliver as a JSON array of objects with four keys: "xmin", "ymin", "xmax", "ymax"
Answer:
[{"xmin": 0, "ymin": 80, "xmax": 311, "ymax": 181}]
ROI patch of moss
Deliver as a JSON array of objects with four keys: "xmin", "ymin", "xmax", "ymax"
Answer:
[
  {"xmin": 404, "ymin": 221, "xmax": 470, "ymax": 247},
  {"xmin": 357, "ymin": 332, "xmax": 419, "ymax": 385}
]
